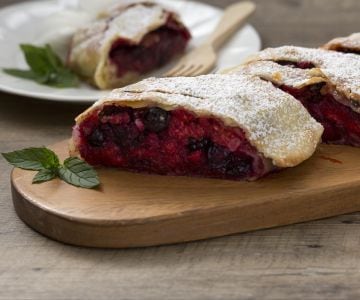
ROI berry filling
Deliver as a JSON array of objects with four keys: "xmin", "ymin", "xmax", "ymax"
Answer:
[
  {"xmin": 74, "ymin": 105, "xmax": 273, "ymax": 180},
  {"xmin": 280, "ymin": 83, "xmax": 360, "ymax": 146},
  {"xmin": 109, "ymin": 15, "xmax": 191, "ymax": 77}
]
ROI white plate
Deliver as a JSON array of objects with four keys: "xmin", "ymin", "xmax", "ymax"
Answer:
[{"xmin": 0, "ymin": 0, "xmax": 261, "ymax": 103}]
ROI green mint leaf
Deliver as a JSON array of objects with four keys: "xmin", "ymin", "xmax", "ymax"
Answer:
[
  {"xmin": 3, "ymin": 69, "xmax": 38, "ymax": 80},
  {"xmin": 34, "ymin": 72, "xmax": 53, "ymax": 84},
  {"xmin": 58, "ymin": 157, "xmax": 100, "ymax": 189},
  {"xmin": 44, "ymin": 44, "xmax": 64, "ymax": 70},
  {"xmin": 3, "ymin": 68, "xmax": 50, "ymax": 84},
  {"xmin": 3, "ymin": 44, "xmax": 79, "ymax": 88},
  {"xmin": 47, "ymin": 69, "xmax": 79, "ymax": 88},
  {"xmin": 20, "ymin": 44, "xmax": 54, "ymax": 76},
  {"xmin": 32, "ymin": 169, "xmax": 57, "ymax": 184},
  {"xmin": 2, "ymin": 147, "xmax": 60, "ymax": 171},
  {"xmin": 2, "ymin": 147, "xmax": 100, "ymax": 189}
]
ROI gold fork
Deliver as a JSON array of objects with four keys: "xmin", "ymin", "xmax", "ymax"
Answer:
[{"xmin": 165, "ymin": 1, "xmax": 256, "ymax": 77}]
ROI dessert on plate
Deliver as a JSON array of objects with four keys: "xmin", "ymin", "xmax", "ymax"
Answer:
[
  {"xmin": 225, "ymin": 46, "xmax": 360, "ymax": 146},
  {"xmin": 322, "ymin": 32, "xmax": 360, "ymax": 54},
  {"xmin": 71, "ymin": 74, "xmax": 323, "ymax": 181},
  {"xmin": 68, "ymin": 1, "xmax": 191, "ymax": 89}
]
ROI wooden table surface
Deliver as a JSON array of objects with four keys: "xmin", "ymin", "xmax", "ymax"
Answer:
[{"xmin": 1, "ymin": 0, "xmax": 360, "ymax": 299}]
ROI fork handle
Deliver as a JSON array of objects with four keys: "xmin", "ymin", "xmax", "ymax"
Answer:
[{"xmin": 206, "ymin": 1, "xmax": 256, "ymax": 51}]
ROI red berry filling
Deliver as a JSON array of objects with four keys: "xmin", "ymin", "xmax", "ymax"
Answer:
[
  {"xmin": 280, "ymin": 83, "xmax": 360, "ymax": 146},
  {"xmin": 109, "ymin": 15, "xmax": 191, "ymax": 77},
  {"xmin": 74, "ymin": 105, "xmax": 273, "ymax": 180}
]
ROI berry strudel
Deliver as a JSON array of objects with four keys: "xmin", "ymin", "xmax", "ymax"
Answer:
[
  {"xmin": 70, "ymin": 74, "xmax": 323, "ymax": 181},
  {"xmin": 322, "ymin": 33, "xmax": 360, "ymax": 54},
  {"xmin": 68, "ymin": 1, "xmax": 191, "ymax": 89},
  {"xmin": 225, "ymin": 46, "xmax": 360, "ymax": 146}
]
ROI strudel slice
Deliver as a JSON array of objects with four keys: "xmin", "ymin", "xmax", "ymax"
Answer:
[
  {"xmin": 322, "ymin": 33, "xmax": 360, "ymax": 54},
  {"xmin": 71, "ymin": 74, "xmax": 323, "ymax": 181},
  {"xmin": 226, "ymin": 46, "xmax": 360, "ymax": 146},
  {"xmin": 68, "ymin": 1, "xmax": 191, "ymax": 89}
]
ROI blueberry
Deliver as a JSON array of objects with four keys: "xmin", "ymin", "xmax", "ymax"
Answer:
[
  {"xmin": 207, "ymin": 145, "xmax": 252, "ymax": 177},
  {"xmin": 187, "ymin": 137, "xmax": 212, "ymax": 152},
  {"xmin": 207, "ymin": 145, "xmax": 230, "ymax": 169},
  {"xmin": 144, "ymin": 107, "xmax": 170, "ymax": 132},
  {"xmin": 226, "ymin": 157, "xmax": 251, "ymax": 177},
  {"xmin": 88, "ymin": 128, "xmax": 104, "ymax": 147}
]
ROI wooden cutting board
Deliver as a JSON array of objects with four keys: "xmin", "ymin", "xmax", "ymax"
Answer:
[{"xmin": 11, "ymin": 140, "xmax": 360, "ymax": 248}]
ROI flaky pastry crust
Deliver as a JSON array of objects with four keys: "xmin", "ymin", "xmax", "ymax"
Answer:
[
  {"xmin": 225, "ymin": 46, "xmax": 360, "ymax": 105},
  {"xmin": 322, "ymin": 33, "xmax": 360, "ymax": 53},
  {"xmin": 224, "ymin": 61, "xmax": 327, "ymax": 89}
]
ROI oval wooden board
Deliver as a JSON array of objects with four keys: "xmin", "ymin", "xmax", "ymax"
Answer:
[{"xmin": 11, "ymin": 140, "xmax": 360, "ymax": 248}]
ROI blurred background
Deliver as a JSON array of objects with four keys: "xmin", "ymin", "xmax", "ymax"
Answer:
[{"xmin": 1, "ymin": 0, "xmax": 359, "ymax": 48}]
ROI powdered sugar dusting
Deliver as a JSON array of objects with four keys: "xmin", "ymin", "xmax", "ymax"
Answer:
[
  {"xmin": 104, "ymin": 4, "xmax": 167, "ymax": 43},
  {"xmin": 253, "ymin": 46, "xmax": 360, "ymax": 101},
  {"xmin": 84, "ymin": 74, "xmax": 323, "ymax": 167},
  {"xmin": 73, "ymin": 3, "xmax": 168, "ymax": 50}
]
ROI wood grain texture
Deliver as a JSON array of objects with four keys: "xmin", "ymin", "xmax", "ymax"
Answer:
[
  {"xmin": 11, "ymin": 140, "xmax": 360, "ymax": 248},
  {"xmin": 1, "ymin": 0, "xmax": 360, "ymax": 299}
]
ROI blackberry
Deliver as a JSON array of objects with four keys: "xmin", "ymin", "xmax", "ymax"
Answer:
[
  {"xmin": 225, "ymin": 157, "xmax": 251, "ymax": 177},
  {"xmin": 88, "ymin": 128, "xmax": 104, "ymax": 147},
  {"xmin": 207, "ymin": 144, "xmax": 230, "ymax": 170},
  {"xmin": 144, "ymin": 107, "xmax": 170, "ymax": 132}
]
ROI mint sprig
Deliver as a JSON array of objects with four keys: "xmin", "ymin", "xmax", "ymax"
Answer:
[
  {"xmin": 58, "ymin": 157, "xmax": 100, "ymax": 189},
  {"xmin": 2, "ymin": 147, "xmax": 99, "ymax": 189},
  {"xmin": 1, "ymin": 147, "xmax": 59, "ymax": 171},
  {"xmin": 33, "ymin": 169, "xmax": 57, "ymax": 184},
  {"xmin": 3, "ymin": 44, "xmax": 79, "ymax": 88}
]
